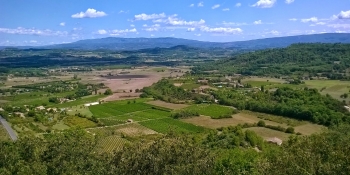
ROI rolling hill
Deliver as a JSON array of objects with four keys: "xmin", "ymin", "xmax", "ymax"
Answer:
[{"xmin": 33, "ymin": 33, "xmax": 350, "ymax": 50}]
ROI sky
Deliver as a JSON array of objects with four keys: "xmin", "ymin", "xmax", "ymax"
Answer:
[{"xmin": 0, "ymin": 0, "xmax": 350, "ymax": 46}]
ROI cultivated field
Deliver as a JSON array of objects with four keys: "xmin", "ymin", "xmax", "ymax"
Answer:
[
  {"xmin": 182, "ymin": 104, "xmax": 235, "ymax": 118},
  {"xmin": 96, "ymin": 135, "xmax": 130, "ymax": 153},
  {"xmin": 63, "ymin": 116, "xmax": 97, "ymax": 128},
  {"xmin": 146, "ymin": 100, "xmax": 189, "ymax": 110},
  {"xmin": 244, "ymin": 127, "xmax": 291, "ymax": 141},
  {"xmin": 182, "ymin": 112, "xmax": 286, "ymax": 129},
  {"xmin": 139, "ymin": 118, "xmax": 206, "ymax": 134}
]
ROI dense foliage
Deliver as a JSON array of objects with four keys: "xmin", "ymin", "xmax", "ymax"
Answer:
[
  {"xmin": 141, "ymin": 79, "xmax": 210, "ymax": 103},
  {"xmin": 194, "ymin": 43, "xmax": 350, "ymax": 79},
  {"xmin": 1, "ymin": 126, "xmax": 350, "ymax": 174},
  {"xmin": 213, "ymin": 87, "xmax": 350, "ymax": 126}
]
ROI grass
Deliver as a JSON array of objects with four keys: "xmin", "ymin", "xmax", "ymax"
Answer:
[
  {"xmin": 244, "ymin": 127, "xmax": 292, "ymax": 141},
  {"xmin": 294, "ymin": 124, "xmax": 326, "ymax": 135},
  {"xmin": 140, "ymin": 118, "xmax": 206, "ymax": 134},
  {"xmin": 181, "ymin": 83, "xmax": 201, "ymax": 90},
  {"xmin": 63, "ymin": 116, "xmax": 97, "ymax": 128},
  {"xmin": 0, "ymin": 125, "xmax": 10, "ymax": 141},
  {"xmin": 51, "ymin": 120, "xmax": 70, "ymax": 130},
  {"xmin": 181, "ymin": 112, "xmax": 288, "ymax": 129},
  {"xmin": 1, "ymin": 91, "xmax": 73, "ymax": 106},
  {"xmin": 67, "ymin": 106, "xmax": 93, "ymax": 118},
  {"xmin": 183, "ymin": 104, "xmax": 234, "ymax": 118},
  {"xmin": 242, "ymin": 111, "xmax": 306, "ymax": 127}
]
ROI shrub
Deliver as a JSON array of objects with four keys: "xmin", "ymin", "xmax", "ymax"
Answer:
[
  {"xmin": 257, "ymin": 120, "xmax": 266, "ymax": 127},
  {"xmin": 265, "ymin": 125, "xmax": 286, "ymax": 132},
  {"xmin": 285, "ymin": 127, "xmax": 295, "ymax": 134}
]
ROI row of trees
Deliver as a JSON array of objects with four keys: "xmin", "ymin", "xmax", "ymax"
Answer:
[
  {"xmin": 213, "ymin": 87, "xmax": 350, "ymax": 126},
  {"xmin": 193, "ymin": 43, "xmax": 350, "ymax": 79},
  {"xmin": 1, "ymin": 125, "xmax": 350, "ymax": 174}
]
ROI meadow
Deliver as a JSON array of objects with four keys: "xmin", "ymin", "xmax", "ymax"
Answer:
[
  {"xmin": 182, "ymin": 104, "xmax": 235, "ymax": 118},
  {"xmin": 0, "ymin": 125, "xmax": 10, "ymax": 141}
]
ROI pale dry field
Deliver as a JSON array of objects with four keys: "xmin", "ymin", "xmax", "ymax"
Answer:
[
  {"xmin": 181, "ymin": 113, "xmax": 286, "ymax": 129},
  {"xmin": 146, "ymin": 100, "xmax": 189, "ymax": 110}
]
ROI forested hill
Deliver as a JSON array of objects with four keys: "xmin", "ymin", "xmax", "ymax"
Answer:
[
  {"xmin": 6, "ymin": 33, "xmax": 349, "ymax": 50},
  {"xmin": 193, "ymin": 43, "xmax": 350, "ymax": 79}
]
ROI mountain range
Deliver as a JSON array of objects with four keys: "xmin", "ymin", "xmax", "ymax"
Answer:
[{"xmin": 2, "ymin": 33, "xmax": 350, "ymax": 50}]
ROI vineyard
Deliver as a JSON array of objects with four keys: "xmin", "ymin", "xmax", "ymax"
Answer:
[
  {"xmin": 96, "ymin": 135, "xmax": 130, "ymax": 153},
  {"xmin": 139, "ymin": 118, "xmax": 206, "ymax": 134},
  {"xmin": 98, "ymin": 118, "xmax": 125, "ymax": 126},
  {"xmin": 89, "ymin": 123, "xmax": 158, "ymax": 137}
]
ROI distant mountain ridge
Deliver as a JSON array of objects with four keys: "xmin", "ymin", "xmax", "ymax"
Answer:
[{"xmin": 3, "ymin": 33, "xmax": 350, "ymax": 50}]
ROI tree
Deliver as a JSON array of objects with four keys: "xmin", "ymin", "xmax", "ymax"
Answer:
[
  {"xmin": 257, "ymin": 120, "xmax": 266, "ymax": 127},
  {"xmin": 285, "ymin": 127, "xmax": 295, "ymax": 134},
  {"xmin": 104, "ymin": 89, "xmax": 113, "ymax": 95}
]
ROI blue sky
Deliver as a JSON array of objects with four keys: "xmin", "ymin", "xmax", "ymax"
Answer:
[{"xmin": 0, "ymin": 0, "xmax": 349, "ymax": 46}]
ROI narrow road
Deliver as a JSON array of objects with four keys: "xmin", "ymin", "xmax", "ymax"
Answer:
[{"xmin": 0, "ymin": 115, "xmax": 18, "ymax": 141}]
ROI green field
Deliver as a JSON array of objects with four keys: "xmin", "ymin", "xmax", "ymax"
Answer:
[
  {"xmin": 181, "ymin": 83, "xmax": 201, "ymax": 90},
  {"xmin": 89, "ymin": 101, "xmax": 171, "ymax": 123},
  {"xmin": 140, "ymin": 118, "xmax": 206, "ymax": 134},
  {"xmin": 183, "ymin": 104, "xmax": 235, "ymax": 118},
  {"xmin": 63, "ymin": 116, "xmax": 97, "ymax": 128}
]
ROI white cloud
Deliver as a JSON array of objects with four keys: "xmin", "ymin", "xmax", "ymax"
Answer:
[
  {"xmin": 236, "ymin": 3, "xmax": 242, "ymax": 7},
  {"xmin": 150, "ymin": 34, "xmax": 155, "ymax": 37},
  {"xmin": 59, "ymin": 22, "xmax": 65, "ymax": 26},
  {"xmin": 118, "ymin": 10, "xmax": 129, "ymax": 14},
  {"xmin": 158, "ymin": 15, "xmax": 205, "ymax": 27},
  {"xmin": 328, "ymin": 24, "xmax": 350, "ymax": 29},
  {"xmin": 316, "ymin": 22, "xmax": 326, "ymax": 25},
  {"xmin": 285, "ymin": 0, "xmax": 294, "ymax": 4},
  {"xmin": 254, "ymin": 20, "xmax": 262, "ymax": 25},
  {"xmin": 189, "ymin": 4, "xmax": 194, "ymax": 7},
  {"xmin": 301, "ymin": 17, "xmax": 318, "ymax": 23},
  {"xmin": 96, "ymin": 28, "xmax": 138, "ymax": 35},
  {"xmin": 30, "ymin": 40, "xmax": 37, "ymax": 43},
  {"xmin": 212, "ymin": 4, "xmax": 220, "ymax": 9},
  {"xmin": 267, "ymin": 30, "xmax": 280, "ymax": 35},
  {"xmin": 187, "ymin": 28, "xmax": 196, "ymax": 32},
  {"xmin": 289, "ymin": 18, "xmax": 298, "ymax": 21},
  {"xmin": 71, "ymin": 8, "xmax": 107, "ymax": 18},
  {"xmin": 222, "ymin": 21, "xmax": 248, "ymax": 26},
  {"xmin": 144, "ymin": 24, "xmax": 161, "ymax": 32},
  {"xmin": 0, "ymin": 27, "xmax": 68, "ymax": 36},
  {"xmin": 252, "ymin": 0, "xmax": 276, "ymax": 8},
  {"xmin": 222, "ymin": 8, "xmax": 230, "ymax": 11},
  {"xmin": 97, "ymin": 29, "xmax": 107, "ymax": 34},
  {"xmin": 143, "ymin": 24, "xmax": 148, "ymax": 27},
  {"xmin": 194, "ymin": 33, "xmax": 201, "ymax": 36},
  {"xmin": 334, "ymin": 10, "xmax": 350, "ymax": 19},
  {"xmin": 134, "ymin": 13, "xmax": 166, "ymax": 20},
  {"xmin": 144, "ymin": 28, "xmax": 158, "ymax": 32},
  {"xmin": 198, "ymin": 2, "xmax": 204, "ymax": 7},
  {"xmin": 200, "ymin": 26, "xmax": 243, "ymax": 34},
  {"xmin": 130, "ymin": 24, "xmax": 135, "ymax": 27}
]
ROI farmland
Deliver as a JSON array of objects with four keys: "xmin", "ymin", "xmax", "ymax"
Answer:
[
  {"xmin": 140, "ymin": 118, "xmax": 206, "ymax": 134},
  {"xmin": 181, "ymin": 104, "xmax": 235, "ymax": 119},
  {"xmin": 96, "ymin": 135, "xmax": 130, "ymax": 153}
]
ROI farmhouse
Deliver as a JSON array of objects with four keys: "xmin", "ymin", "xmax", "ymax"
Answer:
[
  {"xmin": 36, "ymin": 106, "xmax": 46, "ymax": 110},
  {"xmin": 84, "ymin": 102, "xmax": 99, "ymax": 107},
  {"xmin": 266, "ymin": 137, "xmax": 283, "ymax": 146}
]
